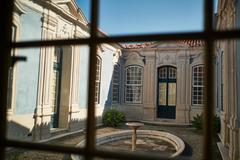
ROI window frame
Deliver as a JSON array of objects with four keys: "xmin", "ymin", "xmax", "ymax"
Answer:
[
  {"xmin": 95, "ymin": 55, "xmax": 101, "ymax": 104},
  {"xmin": 0, "ymin": 0, "xmax": 236, "ymax": 160},
  {"xmin": 124, "ymin": 65, "xmax": 143, "ymax": 104},
  {"xmin": 112, "ymin": 63, "xmax": 120, "ymax": 104},
  {"xmin": 220, "ymin": 50, "xmax": 224, "ymax": 111},
  {"xmin": 192, "ymin": 65, "xmax": 205, "ymax": 106}
]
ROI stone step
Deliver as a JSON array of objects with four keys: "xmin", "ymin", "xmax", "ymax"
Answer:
[
  {"xmin": 140, "ymin": 120, "xmax": 191, "ymax": 127},
  {"xmin": 50, "ymin": 128, "xmax": 68, "ymax": 137}
]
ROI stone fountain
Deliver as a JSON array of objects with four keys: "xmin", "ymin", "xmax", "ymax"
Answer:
[{"xmin": 126, "ymin": 122, "xmax": 144, "ymax": 151}]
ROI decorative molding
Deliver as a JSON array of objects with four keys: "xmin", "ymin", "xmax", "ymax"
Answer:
[
  {"xmin": 42, "ymin": 14, "xmax": 57, "ymax": 28},
  {"xmin": 157, "ymin": 53, "xmax": 177, "ymax": 66},
  {"xmin": 14, "ymin": 0, "xmax": 27, "ymax": 15},
  {"xmin": 124, "ymin": 51, "xmax": 145, "ymax": 67}
]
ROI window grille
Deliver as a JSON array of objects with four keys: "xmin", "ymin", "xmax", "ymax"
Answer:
[
  {"xmin": 125, "ymin": 65, "xmax": 143, "ymax": 104},
  {"xmin": 112, "ymin": 64, "xmax": 120, "ymax": 103},
  {"xmin": 192, "ymin": 65, "xmax": 205, "ymax": 105},
  {"xmin": 95, "ymin": 56, "xmax": 101, "ymax": 104},
  {"xmin": 0, "ymin": 0, "xmax": 239, "ymax": 160},
  {"xmin": 220, "ymin": 51, "xmax": 224, "ymax": 111}
]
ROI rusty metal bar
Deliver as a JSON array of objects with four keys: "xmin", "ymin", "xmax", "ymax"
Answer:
[
  {"xmin": 5, "ymin": 139, "xmax": 85, "ymax": 155},
  {"xmin": 10, "ymin": 30, "xmax": 240, "ymax": 48},
  {"xmin": 203, "ymin": 0, "xmax": 214, "ymax": 160},
  {"xmin": 5, "ymin": 139, "xmax": 183, "ymax": 160},
  {"xmin": 0, "ymin": 0, "xmax": 14, "ymax": 160},
  {"xmin": 85, "ymin": 0, "xmax": 99, "ymax": 160}
]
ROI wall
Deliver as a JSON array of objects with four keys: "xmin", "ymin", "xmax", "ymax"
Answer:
[
  {"xmin": 79, "ymin": 45, "xmax": 90, "ymax": 108},
  {"xmin": 14, "ymin": 6, "xmax": 41, "ymax": 114},
  {"xmin": 99, "ymin": 47, "xmax": 115, "ymax": 108},
  {"xmin": 120, "ymin": 43, "xmax": 205, "ymax": 123}
]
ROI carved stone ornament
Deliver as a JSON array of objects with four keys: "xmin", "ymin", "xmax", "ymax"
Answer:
[
  {"xmin": 157, "ymin": 53, "xmax": 177, "ymax": 65},
  {"xmin": 59, "ymin": 23, "xmax": 70, "ymax": 38}
]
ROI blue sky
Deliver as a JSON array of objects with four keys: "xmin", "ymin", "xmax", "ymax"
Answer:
[{"xmin": 77, "ymin": 0, "xmax": 218, "ymax": 35}]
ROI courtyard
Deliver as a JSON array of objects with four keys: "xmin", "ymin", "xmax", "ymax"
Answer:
[{"xmin": 6, "ymin": 123, "xmax": 222, "ymax": 160}]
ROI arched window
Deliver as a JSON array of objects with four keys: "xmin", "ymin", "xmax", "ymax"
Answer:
[
  {"xmin": 95, "ymin": 56, "xmax": 101, "ymax": 104},
  {"xmin": 125, "ymin": 65, "xmax": 143, "ymax": 103},
  {"xmin": 192, "ymin": 65, "xmax": 205, "ymax": 105},
  {"xmin": 112, "ymin": 64, "xmax": 120, "ymax": 103}
]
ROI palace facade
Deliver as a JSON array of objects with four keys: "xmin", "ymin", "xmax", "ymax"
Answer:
[{"xmin": 215, "ymin": 0, "xmax": 240, "ymax": 159}]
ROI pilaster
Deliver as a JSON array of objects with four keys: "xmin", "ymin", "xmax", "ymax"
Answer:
[
  {"xmin": 142, "ymin": 56, "xmax": 155, "ymax": 121},
  {"xmin": 33, "ymin": 10, "xmax": 57, "ymax": 140},
  {"xmin": 176, "ymin": 53, "xmax": 189, "ymax": 123}
]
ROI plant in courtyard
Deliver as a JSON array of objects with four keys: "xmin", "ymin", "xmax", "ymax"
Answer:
[
  {"xmin": 191, "ymin": 114, "xmax": 221, "ymax": 133},
  {"xmin": 102, "ymin": 108, "xmax": 125, "ymax": 127},
  {"xmin": 192, "ymin": 114, "xmax": 203, "ymax": 130}
]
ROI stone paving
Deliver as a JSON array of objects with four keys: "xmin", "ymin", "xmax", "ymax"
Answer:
[{"xmin": 5, "ymin": 125, "xmax": 222, "ymax": 160}]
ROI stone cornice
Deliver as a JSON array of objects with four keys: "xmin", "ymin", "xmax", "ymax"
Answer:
[
  {"xmin": 14, "ymin": 0, "xmax": 27, "ymax": 15},
  {"xmin": 32, "ymin": 0, "xmax": 89, "ymax": 32}
]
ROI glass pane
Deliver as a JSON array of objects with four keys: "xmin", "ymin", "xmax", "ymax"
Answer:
[
  {"xmin": 214, "ymin": 0, "xmax": 240, "ymax": 31},
  {"xmin": 13, "ymin": 0, "xmax": 90, "ymax": 42},
  {"xmin": 169, "ymin": 67, "xmax": 176, "ymax": 79},
  {"xmin": 159, "ymin": 83, "xmax": 167, "ymax": 105},
  {"xmin": 99, "ymin": 0, "xmax": 204, "ymax": 35},
  {"xmin": 6, "ymin": 45, "xmax": 89, "ymax": 148},
  {"xmin": 5, "ymin": 148, "xmax": 71, "ymax": 160},
  {"xmin": 168, "ymin": 83, "xmax": 176, "ymax": 106}
]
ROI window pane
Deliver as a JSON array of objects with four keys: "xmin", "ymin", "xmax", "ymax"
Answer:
[
  {"xmin": 95, "ymin": 57, "xmax": 101, "ymax": 104},
  {"xmin": 214, "ymin": 0, "xmax": 240, "ymax": 31},
  {"xmin": 159, "ymin": 83, "xmax": 167, "ymax": 105},
  {"xmin": 168, "ymin": 83, "xmax": 176, "ymax": 106},
  {"xmin": 125, "ymin": 66, "xmax": 143, "ymax": 103},
  {"xmin": 112, "ymin": 65, "xmax": 120, "ymax": 103},
  {"xmin": 99, "ymin": 0, "xmax": 204, "ymax": 36},
  {"xmin": 5, "ymin": 148, "xmax": 71, "ymax": 160},
  {"xmin": 13, "ymin": 0, "xmax": 90, "ymax": 42},
  {"xmin": 6, "ymin": 45, "xmax": 89, "ymax": 148}
]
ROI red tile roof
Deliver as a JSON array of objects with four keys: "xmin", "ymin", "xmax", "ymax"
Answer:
[{"xmin": 177, "ymin": 40, "xmax": 205, "ymax": 47}]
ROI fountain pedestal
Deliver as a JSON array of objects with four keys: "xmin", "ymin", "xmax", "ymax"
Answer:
[{"xmin": 126, "ymin": 122, "xmax": 144, "ymax": 151}]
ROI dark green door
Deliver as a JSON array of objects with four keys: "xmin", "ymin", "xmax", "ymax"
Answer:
[
  {"xmin": 50, "ymin": 47, "xmax": 63, "ymax": 128},
  {"xmin": 157, "ymin": 66, "xmax": 177, "ymax": 119}
]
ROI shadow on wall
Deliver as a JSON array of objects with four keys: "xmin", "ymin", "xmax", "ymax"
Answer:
[
  {"xmin": 102, "ymin": 56, "xmax": 122, "ymax": 118},
  {"xmin": 7, "ymin": 116, "xmax": 99, "ymax": 142},
  {"xmin": 7, "ymin": 120, "xmax": 33, "ymax": 141}
]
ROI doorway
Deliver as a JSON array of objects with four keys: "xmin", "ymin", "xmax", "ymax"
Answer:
[
  {"xmin": 157, "ymin": 66, "xmax": 177, "ymax": 119},
  {"xmin": 50, "ymin": 47, "xmax": 63, "ymax": 128}
]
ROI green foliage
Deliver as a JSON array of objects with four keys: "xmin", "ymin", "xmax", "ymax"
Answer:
[
  {"xmin": 102, "ymin": 108, "xmax": 125, "ymax": 127},
  {"xmin": 214, "ymin": 115, "xmax": 221, "ymax": 133},
  {"xmin": 192, "ymin": 114, "xmax": 203, "ymax": 130},
  {"xmin": 191, "ymin": 114, "xmax": 221, "ymax": 133}
]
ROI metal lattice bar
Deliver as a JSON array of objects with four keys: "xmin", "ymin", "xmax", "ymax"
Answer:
[
  {"xmin": 0, "ymin": 0, "xmax": 14, "ymax": 160},
  {"xmin": 203, "ymin": 0, "xmax": 214, "ymax": 159},
  {"xmin": 10, "ymin": 30, "xmax": 240, "ymax": 49},
  {"xmin": 85, "ymin": 0, "xmax": 99, "ymax": 160}
]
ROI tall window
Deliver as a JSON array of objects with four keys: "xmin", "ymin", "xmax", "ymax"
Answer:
[
  {"xmin": 125, "ymin": 65, "xmax": 143, "ymax": 103},
  {"xmin": 220, "ymin": 51, "xmax": 224, "ymax": 111},
  {"xmin": 95, "ymin": 56, "xmax": 101, "ymax": 104},
  {"xmin": 112, "ymin": 64, "xmax": 120, "ymax": 103},
  {"xmin": 192, "ymin": 65, "xmax": 205, "ymax": 105}
]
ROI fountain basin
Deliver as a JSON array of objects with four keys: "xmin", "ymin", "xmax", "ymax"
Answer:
[{"xmin": 72, "ymin": 130, "xmax": 185, "ymax": 160}]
